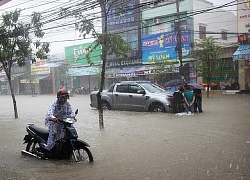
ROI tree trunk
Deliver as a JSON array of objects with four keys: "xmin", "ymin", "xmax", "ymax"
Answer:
[
  {"xmin": 7, "ymin": 75, "xmax": 18, "ymax": 118},
  {"xmin": 97, "ymin": 91, "xmax": 104, "ymax": 129},
  {"xmin": 206, "ymin": 80, "xmax": 210, "ymax": 98},
  {"xmin": 97, "ymin": 0, "xmax": 108, "ymax": 129}
]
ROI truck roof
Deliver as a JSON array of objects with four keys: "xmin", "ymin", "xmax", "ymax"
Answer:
[{"xmin": 119, "ymin": 81, "xmax": 150, "ymax": 84}]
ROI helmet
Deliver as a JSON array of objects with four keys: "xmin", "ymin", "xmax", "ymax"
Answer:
[{"xmin": 57, "ymin": 88, "xmax": 69, "ymax": 99}]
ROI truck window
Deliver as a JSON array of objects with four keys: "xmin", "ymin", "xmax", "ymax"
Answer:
[
  {"xmin": 129, "ymin": 85, "xmax": 142, "ymax": 93},
  {"xmin": 116, "ymin": 84, "xmax": 129, "ymax": 93},
  {"xmin": 108, "ymin": 83, "xmax": 115, "ymax": 92}
]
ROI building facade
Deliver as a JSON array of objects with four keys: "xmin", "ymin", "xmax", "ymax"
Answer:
[
  {"xmin": 140, "ymin": 0, "xmax": 237, "ymax": 86},
  {"xmin": 232, "ymin": 0, "xmax": 250, "ymax": 91},
  {"xmin": 65, "ymin": 42, "xmax": 101, "ymax": 92}
]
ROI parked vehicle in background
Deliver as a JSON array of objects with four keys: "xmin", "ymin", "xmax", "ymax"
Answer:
[
  {"xmin": 90, "ymin": 81, "xmax": 173, "ymax": 112},
  {"xmin": 219, "ymin": 78, "xmax": 240, "ymax": 90},
  {"xmin": 74, "ymin": 87, "xmax": 89, "ymax": 94}
]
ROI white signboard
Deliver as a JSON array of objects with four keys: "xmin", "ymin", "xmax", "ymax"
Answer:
[{"xmin": 238, "ymin": 0, "xmax": 250, "ymax": 33}]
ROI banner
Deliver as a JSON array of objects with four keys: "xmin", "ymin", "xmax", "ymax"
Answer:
[
  {"xmin": 65, "ymin": 43, "xmax": 101, "ymax": 66},
  {"xmin": 31, "ymin": 59, "xmax": 50, "ymax": 75},
  {"xmin": 142, "ymin": 30, "xmax": 191, "ymax": 63}
]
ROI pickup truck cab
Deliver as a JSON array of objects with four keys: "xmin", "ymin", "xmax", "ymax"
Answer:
[{"xmin": 90, "ymin": 81, "xmax": 173, "ymax": 112}]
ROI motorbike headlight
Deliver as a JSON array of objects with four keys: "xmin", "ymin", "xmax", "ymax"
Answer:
[{"xmin": 65, "ymin": 118, "xmax": 75, "ymax": 124}]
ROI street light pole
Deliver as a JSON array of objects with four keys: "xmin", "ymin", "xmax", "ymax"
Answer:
[{"xmin": 176, "ymin": 0, "xmax": 184, "ymax": 80}]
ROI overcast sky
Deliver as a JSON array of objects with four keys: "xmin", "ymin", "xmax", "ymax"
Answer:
[
  {"xmin": 0, "ymin": 0, "xmax": 237, "ymax": 54},
  {"xmin": 211, "ymin": 0, "xmax": 236, "ymax": 11}
]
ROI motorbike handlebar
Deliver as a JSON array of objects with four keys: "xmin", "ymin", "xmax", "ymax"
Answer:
[
  {"xmin": 57, "ymin": 117, "xmax": 76, "ymax": 124},
  {"xmin": 50, "ymin": 109, "xmax": 78, "ymax": 124}
]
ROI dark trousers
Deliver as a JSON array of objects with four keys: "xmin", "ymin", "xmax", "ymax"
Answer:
[
  {"xmin": 173, "ymin": 103, "xmax": 184, "ymax": 113},
  {"xmin": 194, "ymin": 100, "xmax": 203, "ymax": 112}
]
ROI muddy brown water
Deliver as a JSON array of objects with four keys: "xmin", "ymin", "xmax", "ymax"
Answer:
[{"xmin": 0, "ymin": 94, "xmax": 249, "ymax": 180}]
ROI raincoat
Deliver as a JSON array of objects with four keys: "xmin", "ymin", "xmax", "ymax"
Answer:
[{"xmin": 45, "ymin": 99, "xmax": 75, "ymax": 150}]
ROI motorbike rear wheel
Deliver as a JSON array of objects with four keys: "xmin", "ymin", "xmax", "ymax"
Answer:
[
  {"xmin": 71, "ymin": 146, "xmax": 93, "ymax": 163},
  {"xmin": 26, "ymin": 139, "xmax": 43, "ymax": 157}
]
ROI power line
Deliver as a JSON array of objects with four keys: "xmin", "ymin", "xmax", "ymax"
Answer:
[{"xmin": 0, "ymin": 0, "xmax": 242, "ymax": 53}]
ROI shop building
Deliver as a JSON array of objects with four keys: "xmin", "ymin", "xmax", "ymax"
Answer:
[
  {"xmin": 232, "ymin": 0, "xmax": 250, "ymax": 91},
  {"xmin": 64, "ymin": 42, "xmax": 101, "ymax": 92},
  {"xmin": 140, "ymin": 0, "xmax": 237, "ymax": 85},
  {"xmin": 104, "ymin": 0, "xmax": 142, "ymax": 87}
]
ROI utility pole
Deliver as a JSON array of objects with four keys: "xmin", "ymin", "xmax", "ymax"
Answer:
[{"xmin": 175, "ymin": 0, "xmax": 184, "ymax": 80}]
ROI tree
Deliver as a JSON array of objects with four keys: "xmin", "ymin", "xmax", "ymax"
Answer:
[
  {"xmin": 61, "ymin": 0, "xmax": 132, "ymax": 129},
  {"xmin": 22, "ymin": 64, "xmax": 36, "ymax": 95},
  {"xmin": 56, "ymin": 63, "xmax": 71, "ymax": 89},
  {"xmin": 0, "ymin": 9, "xmax": 50, "ymax": 118},
  {"xmin": 192, "ymin": 37, "xmax": 221, "ymax": 97},
  {"xmin": 153, "ymin": 61, "xmax": 175, "ymax": 86}
]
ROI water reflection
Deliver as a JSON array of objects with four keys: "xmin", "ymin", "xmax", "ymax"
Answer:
[{"xmin": 0, "ymin": 94, "xmax": 249, "ymax": 179}]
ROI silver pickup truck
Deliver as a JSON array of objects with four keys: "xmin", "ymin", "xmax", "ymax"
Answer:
[{"xmin": 90, "ymin": 81, "xmax": 173, "ymax": 112}]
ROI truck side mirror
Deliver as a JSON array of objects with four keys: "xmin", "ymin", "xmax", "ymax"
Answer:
[{"xmin": 137, "ymin": 90, "xmax": 145, "ymax": 94}]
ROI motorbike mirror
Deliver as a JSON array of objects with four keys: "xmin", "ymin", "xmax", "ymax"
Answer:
[{"xmin": 75, "ymin": 109, "xmax": 78, "ymax": 115}]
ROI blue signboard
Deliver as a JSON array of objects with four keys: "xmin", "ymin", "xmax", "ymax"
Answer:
[
  {"xmin": 107, "ymin": 0, "xmax": 139, "ymax": 28},
  {"xmin": 142, "ymin": 30, "xmax": 191, "ymax": 63}
]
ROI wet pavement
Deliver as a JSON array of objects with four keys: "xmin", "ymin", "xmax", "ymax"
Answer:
[{"xmin": 0, "ymin": 93, "xmax": 249, "ymax": 180}]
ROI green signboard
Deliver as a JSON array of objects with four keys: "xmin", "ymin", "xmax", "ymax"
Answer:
[{"xmin": 65, "ymin": 43, "xmax": 101, "ymax": 66}]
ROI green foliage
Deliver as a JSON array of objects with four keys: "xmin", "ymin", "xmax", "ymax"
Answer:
[
  {"xmin": 153, "ymin": 61, "xmax": 175, "ymax": 83},
  {"xmin": 0, "ymin": 9, "xmax": 50, "ymax": 118},
  {"xmin": 60, "ymin": 0, "xmax": 134, "ymax": 129},
  {"xmin": 192, "ymin": 36, "xmax": 221, "ymax": 97},
  {"xmin": 192, "ymin": 37, "xmax": 221, "ymax": 81},
  {"xmin": 0, "ymin": 9, "xmax": 50, "ymax": 74},
  {"xmin": 57, "ymin": 63, "xmax": 70, "ymax": 80},
  {"xmin": 85, "ymin": 33, "xmax": 132, "ymax": 64},
  {"xmin": 60, "ymin": 0, "xmax": 132, "ymax": 66}
]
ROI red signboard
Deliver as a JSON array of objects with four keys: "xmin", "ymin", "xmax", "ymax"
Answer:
[
  {"xmin": 238, "ymin": 34, "xmax": 250, "ymax": 43},
  {"xmin": 245, "ymin": 60, "xmax": 250, "ymax": 68}
]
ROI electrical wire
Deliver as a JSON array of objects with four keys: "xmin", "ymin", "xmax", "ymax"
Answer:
[{"xmin": 0, "ymin": 0, "xmax": 243, "ymax": 53}]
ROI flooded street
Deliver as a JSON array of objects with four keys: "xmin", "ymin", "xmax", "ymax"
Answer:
[{"xmin": 0, "ymin": 94, "xmax": 250, "ymax": 180}]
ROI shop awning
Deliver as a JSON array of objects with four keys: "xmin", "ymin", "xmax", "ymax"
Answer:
[
  {"xmin": 68, "ymin": 67, "xmax": 99, "ymax": 76},
  {"xmin": 233, "ymin": 44, "xmax": 250, "ymax": 61},
  {"xmin": 0, "ymin": 73, "xmax": 24, "ymax": 80},
  {"xmin": 135, "ymin": 64, "xmax": 180, "ymax": 75},
  {"xmin": 0, "ymin": 74, "xmax": 6, "ymax": 81},
  {"xmin": 37, "ymin": 63, "xmax": 60, "ymax": 68},
  {"xmin": 34, "ymin": 74, "xmax": 50, "ymax": 80},
  {"xmin": 20, "ymin": 74, "xmax": 50, "ymax": 83},
  {"xmin": 105, "ymin": 68, "xmax": 121, "ymax": 74},
  {"xmin": 104, "ymin": 68, "xmax": 121, "ymax": 78},
  {"xmin": 116, "ymin": 66, "xmax": 142, "ymax": 77}
]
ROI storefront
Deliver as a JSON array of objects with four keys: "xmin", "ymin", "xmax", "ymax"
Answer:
[
  {"xmin": 233, "ymin": 43, "xmax": 250, "ymax": 90},
  {"xmin": 20, "ymin": 74, "xmax": 52, "ymax": 94},
  {"xmin": 235, "ymin": 0, "xmax": 250, "ymax": 91},
  {"xmin": 68, "ymin": 67, "xmax": 99, "ymax": 93}
]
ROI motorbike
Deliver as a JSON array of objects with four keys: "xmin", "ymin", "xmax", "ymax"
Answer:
[
  {"xmin": 74, "ymin": 87, "xmax": 89, "ymax": 95},
  {"xmin": 21, "ymin": 109, "xmax": 93, "ymax": 163},
  {"xmin": 219, "ymin": 78, "xmax": 240, "ymax": 90}
]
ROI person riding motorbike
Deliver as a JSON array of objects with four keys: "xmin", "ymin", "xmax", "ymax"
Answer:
[{"xmin": 43, "ymin": 88, "xmax": 76, "ymax": 151}]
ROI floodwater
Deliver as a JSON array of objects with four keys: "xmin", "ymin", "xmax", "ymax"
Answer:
[{"xmin": 0, "ymin": 93, "xmax": 250, "ymax": 180}]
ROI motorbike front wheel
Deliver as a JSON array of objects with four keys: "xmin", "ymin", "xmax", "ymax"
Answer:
[{"xmin": 71, "ymin": 146, "xmax": 93, "ymax": 163}]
